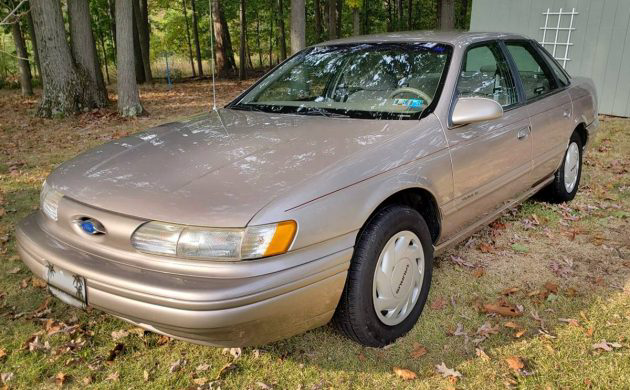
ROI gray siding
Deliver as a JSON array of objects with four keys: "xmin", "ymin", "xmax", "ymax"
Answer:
[{"xmin": 470, "ymin": 0, "xmax": 630, "ymax": 117}]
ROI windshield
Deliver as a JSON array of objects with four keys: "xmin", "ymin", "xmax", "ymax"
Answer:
[{"xmin": 230, "ymin": 42, "xmax": 452, "ymax": 119}]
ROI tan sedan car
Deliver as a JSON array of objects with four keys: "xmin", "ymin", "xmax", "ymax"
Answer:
[{"xmin": 17, "ymin": 32, "xmax": 598, "ymax": 347}]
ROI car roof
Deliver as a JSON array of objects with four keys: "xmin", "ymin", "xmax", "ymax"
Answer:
[{"xmin": 313, "ymin": 31, "xmax": 530, "ymax": 47}]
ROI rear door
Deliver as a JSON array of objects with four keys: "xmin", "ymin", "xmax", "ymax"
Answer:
[
  {"xmin": 442, "ymin": 41, "xmax": 532, "ymax": 237},
  {"xmin": 504, "ymin": 40, "xmax": 573, "ymax": 184}
]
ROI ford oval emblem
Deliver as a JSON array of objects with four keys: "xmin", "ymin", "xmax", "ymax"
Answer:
[{"xmin": 77, "ymin": 218, "xmax": 105, "ymax": 235}]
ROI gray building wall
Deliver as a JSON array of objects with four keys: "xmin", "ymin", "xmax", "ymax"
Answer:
[{"xmin": 470, "ymin": 0, "xmax": 630, "ymax": 117}]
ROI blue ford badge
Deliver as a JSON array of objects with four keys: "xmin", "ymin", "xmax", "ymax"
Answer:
[{"xmin": 77, "ymin": 218, "xmax": 105, "ymax": 235}]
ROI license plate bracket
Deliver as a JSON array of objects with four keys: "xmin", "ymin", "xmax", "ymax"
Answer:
[{"xmin": 46, "ymin": 264, "xmax": 87, "ymax": 309}]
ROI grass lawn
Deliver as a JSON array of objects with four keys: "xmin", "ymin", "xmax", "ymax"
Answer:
[{"xmin": 1, "ymin": 81, "xmax": 629, "ymax": 389}]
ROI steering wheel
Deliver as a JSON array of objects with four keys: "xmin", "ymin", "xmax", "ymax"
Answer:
[{"xmin": 388, "ymin": 87, "xmax": 432, "ymax": 106}]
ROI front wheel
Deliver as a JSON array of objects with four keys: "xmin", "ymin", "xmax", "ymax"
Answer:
[
  {"xmin": 542, "ymin": 133, "xmax": 583, "ymax": 203},
  {"xmin": 333, "ymin": 205, "xmax": 433, "ymax": 347}
]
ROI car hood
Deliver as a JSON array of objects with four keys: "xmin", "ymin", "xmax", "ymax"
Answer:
[{"xmin": 48, "ymin": 109, "xmax": 423, "ymax": 227}]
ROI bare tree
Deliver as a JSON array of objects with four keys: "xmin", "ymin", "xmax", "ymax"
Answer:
[
  {"xmin": 115, "ymin": 0, "xmax": 144, "ymax": 116},
  {"xmin": 327, "ymin": 0, "xmax": 336, "ymax": 39},
  {"xmin": 191, "ymin": 0, "xmax": 203, "ymax": 76},
  {"xmin": 68, "ymin": 0, "xmax": 108, "ymax": 106},
  {"xmin": 133, "ymin": 0, "xmax": 152, "ymax": 83},
  {"xmin": 211, "ymin": 0, "xmax": 236, "ymax": 76},
  {"xmin": 181, "ymin": 0, "xmax": 196, "ymax": 77},
  {"xmin": 314, "ymin": 0, "xmax": 322, "ymax": 42},
  {"xmin": 277, "ymin": 0, "xmax": 287, "ymax": 60},
  {"xmin": 31, "ymin": 0, "xmax": 97, "ymax": 117},
  {"xmin": 439, "ymin": 0, "xmax": 454, "ymax": 30},
  {"xmin": 25, "ymin": 9, "xmax": 41, "ymax": 78},
  {"xmin": 10, "ymin": 17, "xmax": 33, "ymax": 95},
  {"xmin": 290, "ymin": 0, "xmax": 305, "ymax": 54},
  {"xmin": 239, "ymin": 0, "xmax": 246, "ymax": 80},
  {"xmin": 351, "ymin": 5, "xmax": 360, "ymax": 36}
]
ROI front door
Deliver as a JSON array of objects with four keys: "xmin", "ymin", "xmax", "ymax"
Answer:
[
  {"xmin": 504, "ymin": 41, "xmax": 573, "ymax": 183},
  {"xmin": 441, "ymin": 41, "xmax": 532, "ymax": 239}
]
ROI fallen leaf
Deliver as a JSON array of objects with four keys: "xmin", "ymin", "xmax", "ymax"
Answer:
[
  {"xmin": 430, "ymin": 297, "xmax": 447, "ymax": 310},
  {"xmin": 515, "ymin": 329, "xmax": 526, "ymax": 338},
  {"xmin": 7, "ymin": 267, "xmax": 21, "ymax": 274},
  {"xmin": 111, "ymin": 330, "xmax": 129, "ymax": 341},
  {"xmin": 411, "ymin": 342, "xmax": 428, "ymax": 359},
  {"xmin": 143, "ymin": 370, "xmax": 150, "ymax": 382},
  {"xmin": 32, "ymin": 278, "xmax": 47, "ymax": 288},
  {"xmin": 169, "ymin": 359, "xmax": 186, "ymax": 373},
  {"xmin": 55, "ymin": 372, "xmax": 68, "ymax": 387},
  {"xmin": 472, "ymin": 268, "xmax": 485, "ymax": 278},
  {"xmin": 1, "ymin": 372, "xmax": 14, "ymax": 383},
  {"xmin": 222, "ymin": 347, "xmax": 242, "ymax": 360},
  {"xmin": 479, "ymin": 242, "xmax": 494, "ymax": 253},
  {"xmin": 435, "ymin": 362, "xmax": 462, "ymax": 379},
  {"xmin": 475, "ymin": 348, "xmax": 490, "ymax": 361},
  {"xmin": 0, "ymin": 349, "xmax": 6, "ymax": 359},
  {"xmin": 127, "ymin": 327, "xmax": 146, "ymax": 337},
  {"xmin": 393, "ymin": 367, "xmax": 417, "ymax": 380},
  {"xmin": 196, "ymin": 363, "xmax": 210, "ymax": 372},
  {"xmin": 505, "ymin": 356, "xmax": 524, "ymax": 372},
  {"xmin": 215, "ymin": 362, "xmax": 237, "ymax": 380},
  {"xmin": 544, "ymin": 282, "xmax": 558, "ymax": 293},
  {"xmin": 504, "ymin": 321, "xmax": 519, "ymax": 329},
  {"xmin": 105, "ymin": 371, "xmax": 119, "ymax": 382},
  {"xmin": 483, "ymin": 302, "xmax": 522, "ymax": 317},
  {"xmin": 592, "ymin": 340, "xmax": 622, "ymax": 352},
  {"xmin": 501, "ymin": 287, "xmax": 521, "ymax": 296},
  {"xmin": 193, "ymin": 377, "xmax": 208, "ymax": 386},
  {"xmin": 256, "ymin": 382, "xmax": 273, "ymax": 389}
]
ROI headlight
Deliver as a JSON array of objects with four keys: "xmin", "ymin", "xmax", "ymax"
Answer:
[
  {"xmin": 131, "ymin": 220, "xmax": 297, "ymax": 261},
  {"xmin": 40, "ymin": 181, "xmax": 64, "ymax": 221}
]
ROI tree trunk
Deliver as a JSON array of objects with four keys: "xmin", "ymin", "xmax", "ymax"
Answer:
[
  {"xmin": 131, "ymin": 2, "xmax": 145, "ymax": 83},
  {"xmin": 133, "ymin": 0, "xmax": 152, "ymax": 83},
  {"xmin": 327, "ymin": 0, "xmax": 336, "ymax": 39},
  {"xmin": 407, "ymin": 0, "xmax": 412, "ymax": 29},
  {"xmin": 115, "ymin": 0, "xmax": 144, "ymax": 117},
  {"xmin": 68, "ymin": 0, "xmax": 108, "ymax": 106},
  {"xmin": 211, "ymin": 0, "xmax": 236, "ymax": 77},
  {"xmin": 256, "ymin": 10, "xmax": 263, "ymax": 67},
  {"xmin": 336, "ymin": 0, "xmax": 342, "ymax": 37},
  {"xmin": 459, "ymin": 0, "xmax": 468, "ymax": 29},
  {"xmin": 108, "ymin": 0, "xmax": 116, "ymax": 51},
  {"xmin": 239, "ymin": 0, "xmax": 246, "ymax": 80},
  {"xmin": 290, "ymin": 0, "xmax": 305, "ymax": 54},
  {"xmin": 31, "ymin": 0, "xmax": 96, "ymax": 117},
  {"xmin": 387, "ymin": 0, "xmax": 392, "ymax": 32},
  {"xmin": 191, "ymin": 0, "xmax": 203, "ymax": 76},
  {"xmin": 397, "ymin": 0, "xmax": 403, "ymax": 30},
  {"xmin": 363, "ymin": 0, "xmax": 369, "ymax": 34},
  {"xmin": 314, "ymin": 0, "xmax": 322, "ymax": 42},
  {"xmin": 181, "ymin": 0, "xmax": 196, "ymax": 77},
  {"xmin": 25, "ymin": 10, "xmax": 41, "ymax": 79},
  {"xmin": 268, "ymin": 0, "xmax": 274, "ymax": 67},
  {"xmin": 97, "ymin": 14, "xmax": 111, "ymax": 84},
  {"xmin": 352, "ymin": 7, "xmax": 360, "ymax": 36},
  {"xmin": 277, "ymin": 0, "xmax": 287, "ymax": 60},
  {"xmin": 11, "ymin": 19, "xmax": 33, "ymax": 96},
  {"xmin": 439, "ymin": 0, "xmax": 454, "ymax": 30}
]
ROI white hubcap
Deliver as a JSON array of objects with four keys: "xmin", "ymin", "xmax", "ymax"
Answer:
[
  {"xmin": 564, "ymin": 142, "xmax": 580, "ymax": 193},
  {"xmin": 372, "ymin": 231, "xmax": 424, "ymax": 326}
]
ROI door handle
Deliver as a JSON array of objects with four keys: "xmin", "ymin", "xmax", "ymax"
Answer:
[{"xmin": 517, "ymin": 126, "xmax": 531, "ymax": 140}]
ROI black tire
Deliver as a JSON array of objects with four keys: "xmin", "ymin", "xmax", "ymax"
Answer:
[
  {"xmin": 541, "ymin": 132, "xmax": 583, "ymax": 203},
  {"xmin": 332, "ymin": 205, "xmax": 433, "ymax": 347}
]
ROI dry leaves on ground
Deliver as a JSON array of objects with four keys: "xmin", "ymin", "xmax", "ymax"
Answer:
[
  {"xmin": 436, "ymin": 362, "xmax": 462, "ymax": 379},
  {"xmin": 592, "ymin": 340, "xmax": 622, "ymax": 352},
  {"xmin": 505, "ymin": 356, "xmax": 524, "ymax": 372},
  {"xmin": 393, "ymin": 367, "xmax": 417, "ymax": 380},
  {"xmin": 410, "ymin": 342, "xmax": 428, "ymax": 358}
]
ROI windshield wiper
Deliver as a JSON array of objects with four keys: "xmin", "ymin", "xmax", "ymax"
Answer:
[{"xmin": 296, "ymin": 106, "xmax": 350, "ymax": 118}]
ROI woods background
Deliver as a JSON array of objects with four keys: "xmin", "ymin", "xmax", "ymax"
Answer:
[{"xmin": 0, "ymin": 0, "xmax": 471, "ymax": 118}]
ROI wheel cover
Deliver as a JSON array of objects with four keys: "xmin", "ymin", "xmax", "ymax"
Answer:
[
  {"xmin": 372, "ymin": 230, "xmax": 425, "ymax": 326},
  {"xmin": 564, "ymin": 142, "xmax": 580, "ymax": 193}
]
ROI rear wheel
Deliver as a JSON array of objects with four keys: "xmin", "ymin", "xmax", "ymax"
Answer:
[
  {"xmin": 542, "ymin": 132, "xmax": 583, "ymax": 203},
  {"xmin": 333, "ymin": 205, "xmax": 433, "ymax": 347}
]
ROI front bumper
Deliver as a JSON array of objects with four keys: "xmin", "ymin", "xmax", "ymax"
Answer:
[{"xmin": 17, "ymin": 213, "xmax": 352, "ymax": 346}]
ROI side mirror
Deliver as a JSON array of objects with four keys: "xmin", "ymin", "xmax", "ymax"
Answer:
[{"xmin": 451, "ymin": 97, "xmax": 503, "ymax": 125}]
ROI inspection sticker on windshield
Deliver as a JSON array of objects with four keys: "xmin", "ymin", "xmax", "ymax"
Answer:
[{"xmin": 393, "ymin": 98, "xmax": 424, "ymax": 109}]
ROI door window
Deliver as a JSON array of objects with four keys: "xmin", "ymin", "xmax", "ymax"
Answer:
[
  {"xmin": 536, "ymin": 45, "xmax": 570, "ymax": 87},
  {"xmin": 457, "ymin": 43, "xmax": 518, "ymax": 108},
  {"xmin": 506, "ymin": 42, "xmax": 559, "ymax": 100}
]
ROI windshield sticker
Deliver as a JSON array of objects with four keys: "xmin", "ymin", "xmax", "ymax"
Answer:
[{"xmin": 393, "ymin": 98, "xmax": 424, "ymax": 109}]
